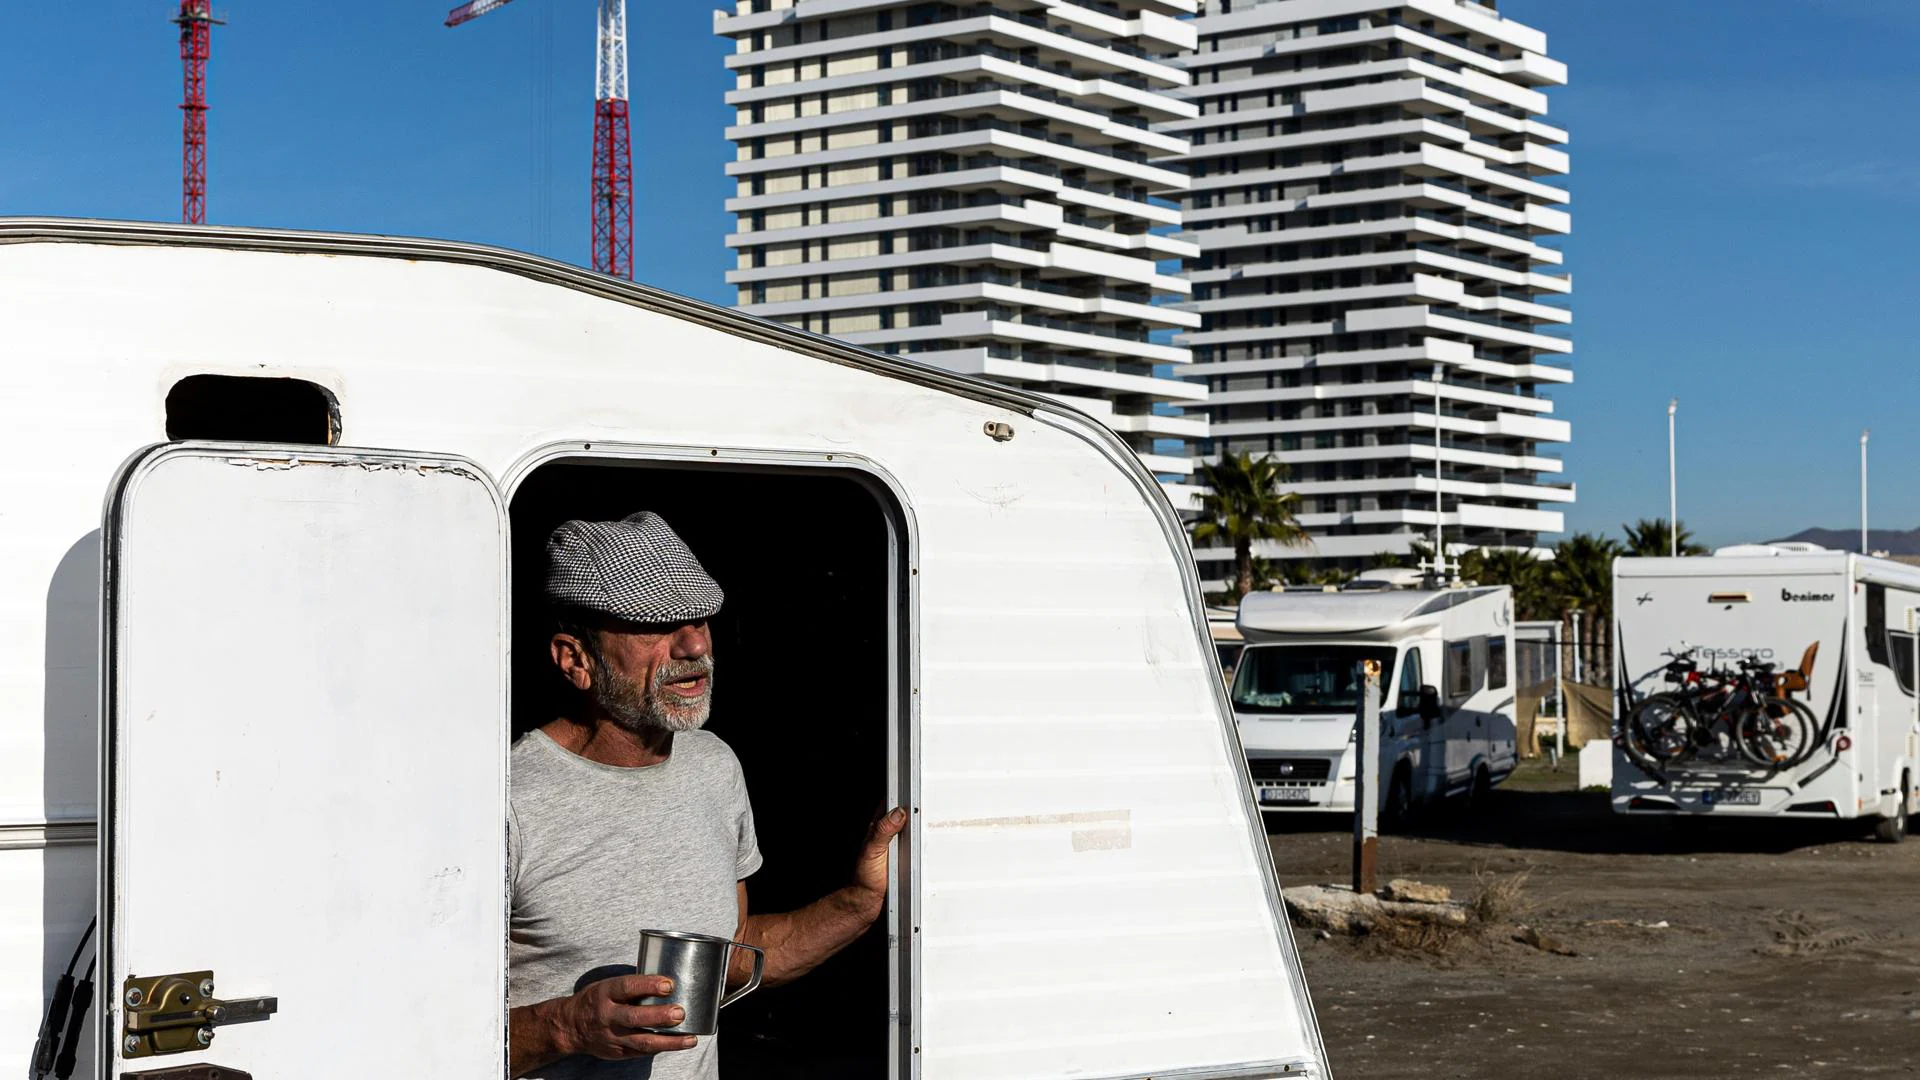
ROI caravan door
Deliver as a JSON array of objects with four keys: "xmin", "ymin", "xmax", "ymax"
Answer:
[
  {"xmin": 99, "ymin": 445, "xmax": 507, "ymax": 1078},
  {"xmin": 1410, "ymin": 642, "xmax": 1450, "ymax": 801}
]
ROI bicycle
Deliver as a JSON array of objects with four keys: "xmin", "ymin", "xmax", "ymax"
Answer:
[{"xmin": 1618, "ymin": 649, "xmax": 1817, "ymax": 775}]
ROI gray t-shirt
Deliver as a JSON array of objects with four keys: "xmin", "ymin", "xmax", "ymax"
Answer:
[{"xmin": 509, "ymin": 728, "xmax": 762, "ymax": 1080}]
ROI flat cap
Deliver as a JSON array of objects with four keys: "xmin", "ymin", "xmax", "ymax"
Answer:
[{"xmin": 544, "ymin": 512, "xmax": 724, "ymax": 623}]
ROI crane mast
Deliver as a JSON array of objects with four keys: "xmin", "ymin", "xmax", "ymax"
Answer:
[
  {"xmin": 444, "ymin": 0, "xmax": 633, "ymax": 280},
  {"xmin": 174, "ymin": 1, "xmax": 222, "ymax": 225},
  {"xmin": 591, "ymin": 0, "xmax": 632, "ymax": 280}
]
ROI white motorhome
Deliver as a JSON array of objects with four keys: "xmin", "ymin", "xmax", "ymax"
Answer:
[
  {"xmin": 0, "ymin": 220, "xmax": 1327, "ymax": 1080},
  {"xmin": 1232, "ymin": 579, "xmax": 1519, "ymax": 822},
  {"xmin": 1613, "ymin": 546, "xmax": 1920, "ymax": 840}
]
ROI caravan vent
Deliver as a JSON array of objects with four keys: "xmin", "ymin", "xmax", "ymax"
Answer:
[
  {"xmin": 165, "ymin": 374, "xmax": 339, "ymax": 445},
  {"xmin": 1708, "ymin": 591, "xmax": 1752, "ymax": 604}
]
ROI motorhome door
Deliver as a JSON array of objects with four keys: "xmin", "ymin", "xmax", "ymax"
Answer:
[{"xmin": 99, "ymin": 444, "xmax": 508, "ymax": 1078}]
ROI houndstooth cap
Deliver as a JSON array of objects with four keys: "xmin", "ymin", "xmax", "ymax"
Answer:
[{"xmin": 543, "ymin": 512, "xmax": 724, "ymax": 623}]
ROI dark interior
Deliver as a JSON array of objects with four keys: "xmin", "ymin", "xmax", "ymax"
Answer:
[
  {"xmin": 164, "ymin": 374, "xmax": 339, "ymax": 444},
  {"xmin": 511, "ymin": 458, "xmax": 897, "ymax": 1079}
]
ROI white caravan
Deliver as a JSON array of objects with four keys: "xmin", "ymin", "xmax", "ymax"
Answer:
[
  {"xmin": 1613, "ymin": 546, "xmax": 1920, "ymax": 839},
  {"xmin": 1232, "ymin": 580, "xmax": 1520, "ymax": 821},
  {"xmin": 0, "ymin": 220, "xmax": 1326, "ymax": 1080}
]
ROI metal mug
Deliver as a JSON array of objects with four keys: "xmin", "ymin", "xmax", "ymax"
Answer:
[{"xmin": 635, "ymin": 929, "xmax": 766, "ymax": 1037}]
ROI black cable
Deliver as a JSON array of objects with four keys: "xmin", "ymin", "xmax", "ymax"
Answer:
[
  {"xmin": 27, "ymin": 975, "xmax": 72, "ymax": 1080},
  {"xmin": 52, "ymin": 954, "xmax": 97, "ymax": 1080},
  {"xmin": 30, "ymin": 918, "xmax": 96, "ymax": 1080},
  {"xmin": 64, "ymin": 920, "xmax": 94, "ymax": 977}
]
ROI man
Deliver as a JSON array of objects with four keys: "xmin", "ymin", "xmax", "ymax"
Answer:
[{"xmin": 509, "ymin": 512, "xmax": 905, "ymax": 1079}]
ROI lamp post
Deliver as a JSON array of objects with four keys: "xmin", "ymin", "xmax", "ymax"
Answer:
[
  {"xmin": 1861, "ymin": 429, "xmax": 1870, "ymax": 555},
  {"xmin": 1428, "ymin": 365, "xmax": 1449, "ymax": 583},
  {"xmin": 1667, "ymin": 398, "xmax": 1678, "ymax": 557},
  {"xmin": 1569, "ymin": 607, "xmax": 1582, "ymax": 685}
]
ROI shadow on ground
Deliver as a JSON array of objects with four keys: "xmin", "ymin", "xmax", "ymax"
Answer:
[{"xmin": 1264, "ymin": 785, "xmax": 1876, "ymax": 857}]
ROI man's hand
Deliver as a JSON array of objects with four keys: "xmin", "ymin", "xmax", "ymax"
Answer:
[
  {"xmin": 849, "ymin": 807, "xmax": 908, "ymax": 921},
  {"xmin": 734, "ymin": 806, "xmax": 907, "ymax": 991},
  {"xmin": 510, "ymin": 975, "xmax": 696, "ymax": 1077}
]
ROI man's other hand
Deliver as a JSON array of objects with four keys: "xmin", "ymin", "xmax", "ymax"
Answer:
[
  {"xmin": 851, "ymin": 807, "xmax": 908, "ymax": 919},
  {"xmin": 554, "ymin": 975, "xmax": 697, "ymax": 1061}
]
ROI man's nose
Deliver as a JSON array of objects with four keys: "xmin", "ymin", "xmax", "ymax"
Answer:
[{"xmin": 671, "ymin": 621, "xmax": 711, "ymax": 660}]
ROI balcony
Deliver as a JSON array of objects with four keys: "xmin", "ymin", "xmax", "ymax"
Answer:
[
  {"xmin": 1420, "ymin": 175, "xmax": 1525, "ymax": 211},
  {"xmin": 913, "ymin": 154, "xmax": 1169, "ymax": 207},
  {"xmin": 1412, "ymin": 241, "xmax": 1534, "ymax": 272},
  {"xmin": 907, "ymin": 77, "xmax": 1152, "ymax": 132},
  {"xmin": 910, "ymin": 39, "xmax": 1154, "ymax": 92},
  {"xmin": 1427, "ymin": 306, "xmax": 1551, "ymax": 336}
]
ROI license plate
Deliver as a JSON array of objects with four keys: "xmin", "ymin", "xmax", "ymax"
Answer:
[
  {"xmin": 1260, "ymin": 788, "xmax": 1315, "ymax": 805},
  {"xmin": 1701, "ymin": 789, "xmax": 1761, "ymax": 807}
]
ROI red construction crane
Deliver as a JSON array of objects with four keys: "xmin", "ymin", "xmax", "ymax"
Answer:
[
  {"xmin": 173, "ymin": 1, "xmax": 223, "ymax": 225},
  {"xmin": 445, "ymin": 0, "xmax": 632, "ymax": 280}
]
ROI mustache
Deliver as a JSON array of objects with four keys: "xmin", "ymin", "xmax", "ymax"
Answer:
[{"xmin": 652, "ymin": 656, "xmax": 715, "ymax": 690}]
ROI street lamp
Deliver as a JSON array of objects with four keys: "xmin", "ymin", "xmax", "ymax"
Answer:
[
  {"xmin": 1667, "ymin": 398, "xmax": 1678, "ymax": 557},
  {"xmin": 1861, "ymin": 428, "xmax": 1870, "ymax": 555},
  {"xmin": 1426, "ymin": 364, "xmax": 1449, "ymax": 584}
]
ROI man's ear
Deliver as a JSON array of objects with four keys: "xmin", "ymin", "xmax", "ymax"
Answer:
[{"xmin": 551, "ymin": 634, "xmax": 594, "ymax": 691}]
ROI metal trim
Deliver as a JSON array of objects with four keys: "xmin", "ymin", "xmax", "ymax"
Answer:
[
  {"xmin": 498, "ymin": 441, "xmax": 924, "ymax": 1080},
  {"xmin": 0, "ymin": 821, "xmax": 96, "ymax": 851},
  {"xmin": 1028, "ymin": 408, "xmax": 1332, "ymax": 1078},
  {"xmin": 1100, "ymin": 1059, "xmax": 1325, "ymax": 1080},
  {"xmin": 0, "ymin": 217, "xmax": 1064, "ymax": 421},
  {"xmin": 98, "ymin": 441, "xmax": 513, "ymax": 1077}
]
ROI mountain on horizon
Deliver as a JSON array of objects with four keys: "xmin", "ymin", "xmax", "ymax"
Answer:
[{"xmin": 1765, "ymin": 526, "xmax": 1920, "ymax": 556}]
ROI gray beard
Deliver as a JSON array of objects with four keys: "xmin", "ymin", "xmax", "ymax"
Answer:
[{"xmin": 594, "ymin": 655, "xmax": 715, "ymax": 735}]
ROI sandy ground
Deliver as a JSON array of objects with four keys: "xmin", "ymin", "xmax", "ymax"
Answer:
[{"xmin": 1268, "ymin": 762, "xmax": 1920, "ymax": 1079}]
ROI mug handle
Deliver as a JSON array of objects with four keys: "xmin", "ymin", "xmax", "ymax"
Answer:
[{"xmin": 719, "ymin": 942, "xmax": 765, "ymax": 1009}]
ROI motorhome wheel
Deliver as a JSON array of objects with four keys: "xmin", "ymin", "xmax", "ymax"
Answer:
[
  {"xmin": 1872, "ymin": 771, "xmax": 1910, "ymax": 844},
  {"xmin": 1384, "ymin": 767, "xmax": 1413, "ymax": 830}
]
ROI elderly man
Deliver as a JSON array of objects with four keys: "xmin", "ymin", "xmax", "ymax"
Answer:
[{"xmin": 509, "ymin": 512, "xmax": 905, "ymax": 1079}]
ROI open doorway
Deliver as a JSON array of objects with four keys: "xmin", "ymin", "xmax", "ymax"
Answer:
[{"xmin": 510, "ymin": 454, "xmax": 905, "ymax": 1079}]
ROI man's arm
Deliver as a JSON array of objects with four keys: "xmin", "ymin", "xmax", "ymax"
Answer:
[
  {"xmin": 508, "ymin": 976, "xmax": 696, "ymax": 1078},
  {"xmin": 734, "ymin": 807, "xmax": 907, "ymax": 988}
]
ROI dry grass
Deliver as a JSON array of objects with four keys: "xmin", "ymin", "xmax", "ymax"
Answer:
[
  {"xmin": 1358, "ymin": 914, "xmax": 1470, "ymax": 959},
  {"xmin": 1467, "ymin": 867, "xmax": 1535, "ymax": 926}
]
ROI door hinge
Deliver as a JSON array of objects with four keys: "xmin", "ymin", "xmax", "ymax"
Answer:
[
  {"xmin": 125, "ymin": 1067, "xmax": 253, "ymax": 1080},
  {"xmin": 122, "ymin": 971, "xmax": 276, "ymax": 1059}
]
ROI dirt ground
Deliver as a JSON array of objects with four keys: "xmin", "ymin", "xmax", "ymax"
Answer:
[{"xmin": 1268, "ymin": 760, "xmax": 1920, "ymax": 1079}]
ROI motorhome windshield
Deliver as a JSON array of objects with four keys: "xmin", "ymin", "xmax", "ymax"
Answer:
[{"xmin": 1231, "ymin": 645, "xmax": 1397, "ymax": 715}]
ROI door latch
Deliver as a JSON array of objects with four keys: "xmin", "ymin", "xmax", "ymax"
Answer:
[{"xmin": 122, "ymin": 971, "xmax": 276, "ymax": 1059}]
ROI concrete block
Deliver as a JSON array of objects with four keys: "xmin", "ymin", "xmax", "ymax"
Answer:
[{"xmin": 1578, "ymin": 739, "xmax": 1613, "ymax": 790}]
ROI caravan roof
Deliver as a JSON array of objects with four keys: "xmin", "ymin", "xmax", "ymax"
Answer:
[
  {"xmin": 1619, "ymin": 551, "xmax": 1920, "ymax": 590},
  {"xmin": 1238, "ymin": 587, "xmax": 1503, "ymax": 637}
]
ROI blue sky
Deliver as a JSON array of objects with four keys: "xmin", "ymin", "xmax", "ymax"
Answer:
[{"xmin": 3, "ymin": 1, "xmax": 1914, "ymax": 548}]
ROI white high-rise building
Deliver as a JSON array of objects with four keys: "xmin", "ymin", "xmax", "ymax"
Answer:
[
  {"xmin": 714, "ymin": 1, "xmax": 1210, "ymax": 502},
  {"xmin": 1167, "ymin": 0, "xmax": 1572, "ymax": 569}
]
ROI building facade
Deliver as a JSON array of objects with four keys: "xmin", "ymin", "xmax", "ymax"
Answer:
[
  {"xmin": 714, "ymin": 0, "xmax": 1209, "ymax": 501},
  {"xmin": 1169, "ymin": 0, "xmax": 1571, "ymax": 568}
]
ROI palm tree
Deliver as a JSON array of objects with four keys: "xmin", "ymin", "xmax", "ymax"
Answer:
[
  {"xmin": 1367, "ymin": 549, "xmax": 1413, "ymax": 570},
  {"xmin": 1244, "ymin": 554, "xmax": 1285, "ymax": 594},
  {"xmin": 1622, "ymin": 518, "xmax": 1708, "ymax": 558},
  {"xmin": 1191, "ymin": 451, "xmax": 1312, "ymax": 601},
  {"xmin": 1550, "ymin": 532, "xmax": 1622, "ymax": 681},
  {"xmin": 1474, "ymin": 547, "xmax": 1554, "ymax": 620},
  {"xmin": 1306, "ymin": 564, "xmax": 1355, "ymax": 588},
  {"xmin": 1452, "ymin": 547, "xmax": 1487, "ymax": 587}
]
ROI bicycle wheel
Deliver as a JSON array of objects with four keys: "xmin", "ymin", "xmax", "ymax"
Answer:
[
  {"xmin": 1621, "ymin": 692, "xmax": 1698, "ymax": 770},
  {"xmin": 1735, "ymin": 695, "xmax": 1815, "ymax": 770},
  {"xmin": 1778, "ymin": 696, "xmax": 1822, "ymax": 767}
]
